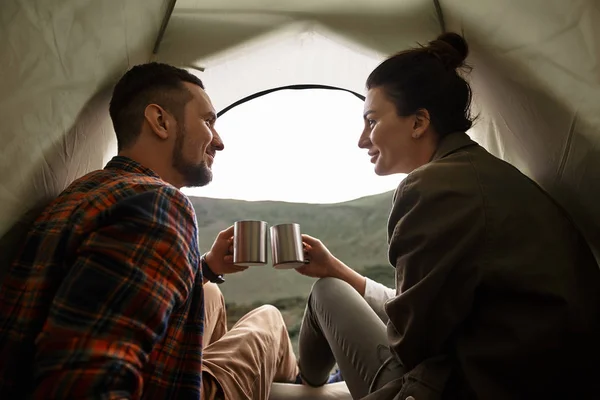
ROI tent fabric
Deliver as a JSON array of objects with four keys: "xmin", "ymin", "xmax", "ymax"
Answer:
[
  {"xmin": 1, "ymin": 0, "xmax": 598, "ymax": 261},
  {"xmin": 442, "ymin": 0, "xmax": 600, "ymax": 260},
  {"xmin": 0, "ymin": 0, "xmax": 599, "ymax": 398},
  {"xmin": 183, "ymin": 24, "xmax": 382, "ymax": 114},
  {"xmin": 0, "ymin": 0, "xmax": 170, "ymax": 270}
]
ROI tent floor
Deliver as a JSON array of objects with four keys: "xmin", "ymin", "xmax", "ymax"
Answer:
[{"xmin": 269, "ymin": 382, "xmax": 352, "ymax": 400}]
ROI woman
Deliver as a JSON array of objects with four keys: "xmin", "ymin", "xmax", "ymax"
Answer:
[{"xmin": 295, "ymin": 32, "xmax": 600, "ymax": 399}]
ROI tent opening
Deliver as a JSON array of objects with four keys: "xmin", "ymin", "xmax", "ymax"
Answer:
[{"xmin": 182, "ymin": 87, "xmax": 403, "ymax": 204}]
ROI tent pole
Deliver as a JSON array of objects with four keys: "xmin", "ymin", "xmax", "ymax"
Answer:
[{"xmin": 153, "ymin": 0, "xmax": 178, "ymax": 55}]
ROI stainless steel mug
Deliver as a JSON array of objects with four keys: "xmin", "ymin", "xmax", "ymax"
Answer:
[
  {"xmin": 270, "ymin": 223, "xmax": 305, "ymax": 269},
  {"xmin": 233, "ymin": 220, "xmax": 268, "ymax": 266}
]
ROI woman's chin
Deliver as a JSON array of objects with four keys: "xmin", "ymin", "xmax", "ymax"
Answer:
[{"xmin": 374, "ymin": 161, "xmax": 406, "ymax": 176}]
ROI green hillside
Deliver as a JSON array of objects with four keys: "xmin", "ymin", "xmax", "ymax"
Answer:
[{"xmin": 190, "ymin": 190, "xmax": 396, "ymax": 304}]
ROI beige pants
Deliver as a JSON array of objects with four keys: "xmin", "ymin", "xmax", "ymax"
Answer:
[{"xmin": 201, "ymin": 283, "xmax": 299, "ymax": 400}]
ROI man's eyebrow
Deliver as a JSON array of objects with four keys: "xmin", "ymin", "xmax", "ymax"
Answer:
[
  {"xmin": 363, "ymin": 109, "xmax": 374, "ymax": 119},
  {"xmin": 203, "ymin": 111, "xmax": 217, "ymax": 120}
]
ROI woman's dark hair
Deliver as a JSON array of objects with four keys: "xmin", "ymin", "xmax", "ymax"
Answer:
[{"xmin": 366, "ymin": 32, "xmax": 474, "ymax": 136}]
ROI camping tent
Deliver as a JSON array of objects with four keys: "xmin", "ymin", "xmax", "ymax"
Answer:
[{"xmin": 1, "ymin": 0, "xmax": 599, "ymax": 398}]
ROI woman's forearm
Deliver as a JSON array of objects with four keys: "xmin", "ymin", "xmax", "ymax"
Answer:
[{"xmin": 331, "ymin": 258, "xmax": 367, "ymax": 296}]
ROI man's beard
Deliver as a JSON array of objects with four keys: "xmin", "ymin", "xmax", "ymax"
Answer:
[{"xmin": 172, "ymin": 126, "xmax": 213, "ymax": 188}]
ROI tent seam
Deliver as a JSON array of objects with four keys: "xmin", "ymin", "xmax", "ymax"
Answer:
[
  {"xmin": 153, "ymin": 0, "xmax": 178, "ymax": 55},
  {"xmin": 433, "ymin": 0, "xmax": 446, "ymax": 33},
  {"xmin": 555, "ymin": 112, "xmax": 578, "ymax": 186}
]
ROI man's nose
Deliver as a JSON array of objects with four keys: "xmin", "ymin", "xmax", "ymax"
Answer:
[{"xmin": 212, "ymin": 129, "xmax": 225, "ymax": 151}]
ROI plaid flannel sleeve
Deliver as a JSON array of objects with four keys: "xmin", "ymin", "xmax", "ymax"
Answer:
[{"xmin": 31, "ymin": 186, "xmax": 200, "ymax": 399}]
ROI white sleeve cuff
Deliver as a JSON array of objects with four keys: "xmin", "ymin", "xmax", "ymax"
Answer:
[{"xmin": 363, "ymin": 278, "xmax": 396, "ymax": 323}]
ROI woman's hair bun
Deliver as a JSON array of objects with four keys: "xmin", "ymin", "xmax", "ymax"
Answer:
[{"xmin": 427, "ymin": 32, "xmax": 469, "ymax": 70}]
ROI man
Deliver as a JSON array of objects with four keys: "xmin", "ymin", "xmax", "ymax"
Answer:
[{"xmin": 0, "ymin": 62, "xmax": 298, "ymax": 399}]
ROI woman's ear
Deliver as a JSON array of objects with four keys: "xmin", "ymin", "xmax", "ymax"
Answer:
[{"xmin": 412, "ymin": 108, "xmax": 431, "ymax": 139}]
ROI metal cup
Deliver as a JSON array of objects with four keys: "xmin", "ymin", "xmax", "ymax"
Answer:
[
  {"xmin": 270, "ymin": 223, "xmax": 305, "ymax": 269},
  {"xmin": 233, "ymin": 220, "xmax": 268, "ymax": 266}
]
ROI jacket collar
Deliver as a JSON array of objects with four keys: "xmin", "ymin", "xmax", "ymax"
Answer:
[
  {"xmin": 431, "ymin": 131, "xmax": 478, "ymax": 161},
  {"xmin": 391, "ymin": 132, "xmax": 478, "ymax": 204}
]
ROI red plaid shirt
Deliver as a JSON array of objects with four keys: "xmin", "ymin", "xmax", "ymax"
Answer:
[{"xmin": 0, "ymin": 156, "xmax": 204, "ymax": 399}]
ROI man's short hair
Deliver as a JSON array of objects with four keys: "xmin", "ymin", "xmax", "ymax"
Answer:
[{"xmin": 109, "ymin": 62, "xmax": 205, "ymax": 151}]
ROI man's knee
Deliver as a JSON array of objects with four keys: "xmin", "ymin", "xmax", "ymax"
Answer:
[
  {"xmin": 252, "ymin": 304, "xmax": 285, "ymax": 327},
  {"xmin": 310, "ymin": 277, "xmax": 354, "ymax": 306},
  {"xmin": 234, "ymin": 304, "xmax": 289, "ymax": 348}
]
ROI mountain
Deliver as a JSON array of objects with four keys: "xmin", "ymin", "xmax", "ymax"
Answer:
[{"xmin": 190, "ymin": 190, "xmax": 397, "ymax": 304}]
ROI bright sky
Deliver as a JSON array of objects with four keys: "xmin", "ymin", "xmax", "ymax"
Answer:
[{"xmin": 182, "ymin": 89, "xmax": 405, "ymax": 204}]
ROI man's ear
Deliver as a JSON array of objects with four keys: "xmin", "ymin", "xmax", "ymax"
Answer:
[
  {"xmin": 411, "ymin": 108, "xmax": 431, "ymax": 139},
  {"xmin": 144, "ymin": 104, "xmax": 171, "ymax": 140}
]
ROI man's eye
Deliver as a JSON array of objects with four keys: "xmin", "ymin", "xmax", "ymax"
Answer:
[{"xmin": 368, "ymin": 119, "xmax": 376, "ymax": 127}]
